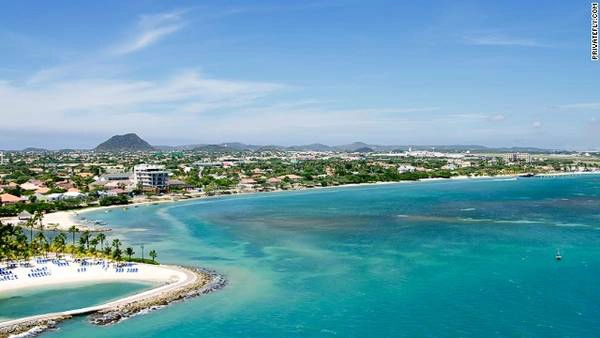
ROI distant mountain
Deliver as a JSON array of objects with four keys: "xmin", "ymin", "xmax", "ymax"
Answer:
[
  {"xmin": 354, "ymin": 147, "xmax": 374, "ymax": 153},
  {"xmin": 192, "ymin": 144, "xmax": 243, "ymax": 153},
  {"xmin": 220, "ymin": 142, "xmax": 262, "ymax": 151},
  {"xmin": 288, "ymin": 143, "xmax": 332, "ymax": 152},
  {"xmin": 22, "ymin": 147, "xmax": 48, "ymax": 152},
  {"xmin": 335, "ymin": 142, "xmax": 371, "ymax": 152},
  {"xmin": 86, "ymin": 136, "xmax": 567, "ymax": 153},
  {"xmin": 95, "ymin": 133, "xmax": 154, "ymax": 152},
  {"xmin": 168, "ymin": 142, "xmax": 562, "ymax": 153}
]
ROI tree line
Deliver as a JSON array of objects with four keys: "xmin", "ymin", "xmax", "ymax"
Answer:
[{"xmin": 0, "ymin": 212, "xmax": 157, "ymax": 265}]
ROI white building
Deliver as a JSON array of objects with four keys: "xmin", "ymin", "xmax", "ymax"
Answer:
[
  {"xmin": 502, "ymin": 153, "xmax": 532, "ymax": 163},
  {"xmin": 133, "ymin": 164, "xmax": 169, "ymax": 192},
  {"xmin": 0, "ymin": 153, "xmax": 8, "ymax": 165},
  {"xmin": 397, "ymin": 164, "xmax": 417, "ymax": 173}
]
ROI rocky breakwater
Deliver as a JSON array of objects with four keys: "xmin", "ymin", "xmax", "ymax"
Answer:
[
  {"xmin": 0, "ymin": 315, "xmax": 71, "ymax": 338},
  {"xmin": 90, "ymin": 267, "xmax": 227, "ymax": 326}
]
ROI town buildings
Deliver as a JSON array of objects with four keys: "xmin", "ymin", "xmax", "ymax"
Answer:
[
  {"xmin": 133, "ymin": 164, "xmax": 169, "ymax": 192},
  {"xmin": 502, "ymin": 153, "xmax": 533, "ymax": 163}
]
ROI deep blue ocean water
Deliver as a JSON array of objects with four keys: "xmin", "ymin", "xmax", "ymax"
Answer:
[{"xmin": 33, "ymin": 176, "xmax": 600, "ymax": 337}]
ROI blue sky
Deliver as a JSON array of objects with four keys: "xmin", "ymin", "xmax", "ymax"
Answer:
[{"xmin": 0, "ymin": 0, "xmax": 598, "ymax": 149}]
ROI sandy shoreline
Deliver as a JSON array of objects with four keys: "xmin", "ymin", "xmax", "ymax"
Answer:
[
  {"xmin": 0, "ymin": 256, "xmax": 225, "ymax": 337},
  {"xmin": 3, "ymin": 170, "xmax": 598, "ymax": 234},
  {"xmin": 0, "ymin": 257, "xmax": 185, "ymax": 294}
]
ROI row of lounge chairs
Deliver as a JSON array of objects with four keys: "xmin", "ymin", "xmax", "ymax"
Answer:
[
  {"xmin": 28, "ymin": 268, "xmax": 51, "ymax": 278},
  {"xmin": 52, "ymin": 260, "xmax": 70, "ymax": 267},
  {"xmin": 0, "ymin": 268, "xmax": 17, "ymax": 281},
  {"xmin": 114, "ymin": 267, "xmax": 139, "ymax": 273}
]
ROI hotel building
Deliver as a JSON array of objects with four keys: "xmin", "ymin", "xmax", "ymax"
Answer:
[{"xmin": 133, "ymin": 164, "xmax": 169, "ymax": 192}]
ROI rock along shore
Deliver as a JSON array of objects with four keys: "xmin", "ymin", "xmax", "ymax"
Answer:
[
  {"xmin": 0, "ymin": 267, "xmax": 226, "ymax": 338},
  {"xmin": 89, "ymin": 267, "xmax": 227, "ymax": 325}
]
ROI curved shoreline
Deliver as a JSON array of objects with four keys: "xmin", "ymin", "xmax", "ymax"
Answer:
[
  {"xmin": 0, "ymin": 266, "xmax": 226, "ymax": 338},
  {"xmin": 3, "ymin": 171, "xmax": 598, "ymax": 233}
]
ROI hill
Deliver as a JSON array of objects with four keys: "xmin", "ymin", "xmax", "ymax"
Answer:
[{"xmin": 95, "ymin": 133, "xmax": 154, "ymax": 152}]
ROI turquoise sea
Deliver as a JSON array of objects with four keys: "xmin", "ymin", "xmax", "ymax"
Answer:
[
  {"xmin": 0, "ymin": 282, "xmax": 152, "ymax": 321},
  {"xmin": 31, "ymin": 176, "xmax": 600, "ymax": 336}
]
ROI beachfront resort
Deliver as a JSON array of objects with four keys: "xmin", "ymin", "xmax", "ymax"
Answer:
[
  {"xmin": 0, "ymin": 216, "xmax": 223, "ymax": 337},
  {"xmin": 2, "ymin": 137, "xmax": 599, "ymax": 226}
]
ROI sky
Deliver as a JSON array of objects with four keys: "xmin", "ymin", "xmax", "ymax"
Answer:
[{"xmin": 0, "ymin": 0, "xmax": 599, "ymax": 150}]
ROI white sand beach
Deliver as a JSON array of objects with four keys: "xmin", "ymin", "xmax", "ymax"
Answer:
[
  {"xmin": 0, "ymin": 210, "xmax": 109, "ymax": 232},
  {"xmin": 0, "ymin": 256, "xmax": 212, "ymax": 335},
  {"xmin": 0, "ymin": 256, "xmax": 189, "ymax": 295}
]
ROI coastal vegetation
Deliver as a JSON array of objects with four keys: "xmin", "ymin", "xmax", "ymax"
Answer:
[
  {"xmin": 0, "ymin": 218, "xmax": 158, "ymax": 265},
  {"xmin": 1, "ymin": 146, "xmax": 598, "ymax": 218}
]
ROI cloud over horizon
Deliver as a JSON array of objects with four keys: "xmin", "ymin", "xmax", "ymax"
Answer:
[
  {"xmin": 0, "ymin": 2, "xmax": 596, "ymax": 150},
  {"xmin": 112, "ymin": 10, "xmax": 187, "ymax": 55}
]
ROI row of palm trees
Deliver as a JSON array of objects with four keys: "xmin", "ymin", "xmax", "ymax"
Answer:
[{"xmin": 0, "ymin": 212, "xmax": 158, "ymax": 264}]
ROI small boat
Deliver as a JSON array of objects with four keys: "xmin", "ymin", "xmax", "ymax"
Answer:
[
  {"xmin": 555, "ymin": 249, "xmax": 562, "ymax": 261},
  {"xmin": 519, "ymin": 173, "xmax": 536, "ymax": 178}
]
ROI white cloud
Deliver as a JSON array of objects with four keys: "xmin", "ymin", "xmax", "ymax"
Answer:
[
  {"xmin": 444, "ymin": 112, "xmax": 506, "ymax": 122},
  {"xmin": 462, "ymin": 34, "xmax": 541, "ymax": 47},
  {"xmin": 112, "ymin": 10, "xmax": 186, "ymax": 55},
  {"xmin": 532, "ymin": 121, "xmax": 542, "ymax": 128},
  {"xmin": 489, "ymin": 113, "xmax": 506, "ymax": 121},
  {"xmin": 0, "ymin": 70, "xmax": 286, "ymax": 132},
  {"xmin": 555, "ymin": 102, "xmax": 600, "ymax": 110}
]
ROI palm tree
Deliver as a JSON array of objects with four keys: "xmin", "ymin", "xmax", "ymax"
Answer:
[
  {"xmin": 52, "ymin": 232, "xmax": 67, "ymax": 253},
  {"xmin": 34, "ymin": 232, "xmax": 47, "ymax": 256},
  {"xmin": 26, "ymin": 218, "xmax": 35, "ymax": 244},
  {"xmin": 89, "ymin": 237, "xmax": 99, "ymax": 253},
  {"xmin": 68, "ymin": 226, "xmax": 79, "ymax": 246},
  {"xmin": 0, "ymin": 221, "xmax": 28, "ymax": 263},
  {"xmin": 35, "ymin": 211, "xmax": 44, "ymax": 232},
  {"xmin": 125, "ymin": 247, "xmax": 135, "ymax": 260},
  {"xmin": 111, "ymin": 239, "xmax": 122, "ymax": 261},
  {"xmin": 112, "ymin": 238, "xmax": 121, "ymax": 251},
  {"xmin": 96, "ymin": 233, "xmax": 106, "ymax": 251},
  {"xmin": 149, "ymin": 249, "xmax": 157, "ymax": 262},
  {"xmin": 80, "ymin": 230, "xmax": 90, "ymax": 250}
]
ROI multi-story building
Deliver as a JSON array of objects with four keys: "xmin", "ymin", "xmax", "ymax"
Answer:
[
  {"xmin": 0, "ymin": 152, "xmax": 8, "ymax": 165},
  {"xmin": 502, "ymin": 153, "xmax": 532, "ymax": 163},
  {"xmin": 133, "ymin": 164, "xmax": 169, "ymax": 192}
]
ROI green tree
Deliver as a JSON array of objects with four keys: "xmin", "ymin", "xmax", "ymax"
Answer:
[
  {"xmin": 26, "ymin": 218, "xmax": 35, "ymax": 244},
  {"xmin": 112, "ymin": 247, "xmax": 122, "ymax": 261},
  {"xmin": 125, "ymin": 247, "xmax": 135, "ymax": 260},
  {"xmin": 68, "ymin": 226, "xmax": 79, "ymax": 246},
  {"xmin": 149, "ymin": 249, "xmax": 157, "ymax": 262},
  {"xmin": 80, "ymin": 230, "xmax": 90, "ymax": 250},
  {"xmin": 34, "ymin": 232, "xmax": 47, "ymax": 256},
  {"xmin": 96, "ymin": 233, "xmax": 106, "ymax": 251},
  {"xmin": 112, "ymin": 238, "xmax": 121, "ymax": 251},
  {"xmin": 52, "ymin": 232, "xmax": 67, "ymax": 253},
  {"xmin": 89, "ymin": 237, "xmax": 99, "ymax": 253}
]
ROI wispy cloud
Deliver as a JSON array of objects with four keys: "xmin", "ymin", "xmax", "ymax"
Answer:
[
  {"xmin": 0, "ymin": 69, "xmax": 286, "ymax": 133},
  {"xmin": 462, "ymin": 33, "xmax": 542, "ymax": 47},
  {"xmin": 112, "ymin": 10, "xmax": 186, "ymax": 55},
  {"xmin": 489, "ymin": 113, "xmax": 506, "ymax": 121},
  {"xmin": 446, "ymin": 112, "xmax": 506, "ymax": 121},
  {"xmin": 555, "ymin": 102, "xmax": 600, "ymax": 110}
]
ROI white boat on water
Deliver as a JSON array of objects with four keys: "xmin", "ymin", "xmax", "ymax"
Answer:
[{"xmin": 555, "ymin": 249, "xmax": 562, "ymax": 261}]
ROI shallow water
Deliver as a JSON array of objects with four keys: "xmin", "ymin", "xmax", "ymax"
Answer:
[
  {"xmin": 42, "ymin": 175, "xmax": 600, "ymax": 337},
  {"xmin": 0, "ymin": 282, "xmax": 153, "ymax": 320}
]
